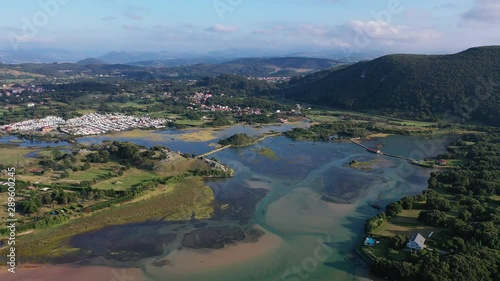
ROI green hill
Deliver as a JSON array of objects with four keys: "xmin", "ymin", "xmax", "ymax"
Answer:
[
  {"xmin": 76, "ymin": 58, "xmax": 106, "ymax": 65},
  {"xmin": 282, "ymin": 46, "xmax": 500, "ymax": 126}
]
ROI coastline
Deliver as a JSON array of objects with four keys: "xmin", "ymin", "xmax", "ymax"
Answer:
[{"xmin": 145, "ymin": 225, "xmax": 283, "ymax": 276}]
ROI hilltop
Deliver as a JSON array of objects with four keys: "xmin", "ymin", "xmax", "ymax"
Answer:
[{"xmin": 282, "ymin": 46, "xmax": 500, "ymax": 126}]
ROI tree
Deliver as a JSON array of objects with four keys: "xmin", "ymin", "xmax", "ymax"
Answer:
[
  {"xmin": 51, "ymin": 149, "xmax": 63, "ymax": 159},
  {"xmin": 426, "ymin": 197, "xmax": 451, "ymax": 211},
  {"xmin": 20, "ymin": 200, "xmax": 39, "ymax": 214},
  {"xmin": 458, "ymin": 210, "xmax": 472, "ymax": 221},
  {"xmin": 401, "ymin": 196, "xmax": 414, "ymax": 210},
  {"xmin": 391, "ymin": 234, "xmax": 408, "ymax": 250},
  {"xmin": 43, "ymin": 193, "xmax": 52, "ymax": 205},
  {"xmin": 386, "ymin": 202, "xmax": 403, "ymax": 217},
  {"xmin": 82, "ymin": 162, "xmax": 91, "ymax": 171},
  {"xmin": 418, "ymin": 210, "xmax": 448, "ymax": 226}
]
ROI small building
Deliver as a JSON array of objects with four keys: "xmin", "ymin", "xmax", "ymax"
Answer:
[
  {"xmin": 27, "ymin": 102, "xmax": 35, "ymax": 108},
  {"xmin": 367, "ymin": 148, "xmax": 382, "ymax": 154},
  {"xmin": 407, "ymin": 233, "xmax": 426, "ymax": 250},
  {"xmin": 435, "ymin": 159, "xmax": 447, "ymax": 166},
  {"xmin": 40, "ymin": 126, "xmax": 53, "ymax": 133},
  {"xmin": 28, "ymin": 167, "xmax": 45, "ymax": 175}
]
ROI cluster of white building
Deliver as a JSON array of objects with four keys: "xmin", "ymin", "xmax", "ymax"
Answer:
[
  {"xmin": 61, "ymin": 113, "xmax": 168, "ymax": 136},
  {"xmin": 1, "ymin": 113, "xmax": 169, "ymax": 136},
  {"xmin": 1, "ymin": 116, "xmax": 65, "ymax": 132}
]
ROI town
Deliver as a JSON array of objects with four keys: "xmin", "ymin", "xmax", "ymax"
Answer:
[{"xmin": 1, "ymin": 113, "xmax": 169, "ymax": 136}]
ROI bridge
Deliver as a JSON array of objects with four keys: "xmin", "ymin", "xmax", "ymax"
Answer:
[
  {"xmin": 350, "ymin": 139, "xmax": 418, "ymax": 163},
  {"xmin": 198, "ymin": 145, "xmax": 233, "ymax": 158}
]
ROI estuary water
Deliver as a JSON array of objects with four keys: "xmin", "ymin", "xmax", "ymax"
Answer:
[{"xmin": 1, "ymin": 129, "xmax": 452, "ymax": 281}]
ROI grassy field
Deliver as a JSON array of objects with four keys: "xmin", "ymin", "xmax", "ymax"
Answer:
[
  {"xmin": 0, "ymin": 147, "xmax": 38, "ymax": 167},
  {"xmin": 66, "ymin": 163, "xmax": 121, "ymax": 182},
  {"xmin": 76, "ymin": 109, "xmax": 97, "ymax": 115},
  {"xmin": 92, "ymin": 168, "xmax": 157, "ymax": 190},
  {"xmin": 175, "ymin": 118, "xmax": 207, "ymax": 126},
  {"xmin": 177, "ymin": 128, "xmax": 218, "ymax": 142},
  {"xmin": 374, "ymin": 209, "xmax": 439, "ymax": 238},
  {"xmin": 107, "ymin": 101, "xmax": 153, "ymax": 109},
  {"xmin": 309, "ymin": 115, "xmax": 342, "ymax": 123}
]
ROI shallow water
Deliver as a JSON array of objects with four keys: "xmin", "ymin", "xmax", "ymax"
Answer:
[
  {"xmin": 2, "ymin": 131, "xmax": 451, "ymax": 281},
  {"xmin": 76, "ymin": 122, "xmax": 310, "ymax": 155},
  {"xmin": 0, "ymin": 136, "xmax": 69, "ymax": 148},
  {"xmin": 68, "ymin": 136, "xmax": 448, "ymax": 281}
]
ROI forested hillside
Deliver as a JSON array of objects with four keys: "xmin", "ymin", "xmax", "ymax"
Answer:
[
  {"xmin": 366, "ymin": 132, "xmax": 500, "ymax": 281},
  {"xmin": 282, "ymin": 46, "xmax": 500, "ymax": 126}
]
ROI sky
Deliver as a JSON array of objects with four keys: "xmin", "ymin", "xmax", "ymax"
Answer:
[{"xmin": 0, "ymin": 0, "xmax": 499, "ymax": 56}]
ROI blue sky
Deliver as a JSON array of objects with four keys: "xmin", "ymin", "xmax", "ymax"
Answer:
[{"xmin": 1, "ymin": 0, "xmax": 499, "ymax": 55}]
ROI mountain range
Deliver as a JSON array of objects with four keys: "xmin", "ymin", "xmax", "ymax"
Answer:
[{"xmin": 283, "ymin": 46, "xmax": 500, "ymax": 126}]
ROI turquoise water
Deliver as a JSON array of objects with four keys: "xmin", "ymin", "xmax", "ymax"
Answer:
[
  {"xmin": 67, "ymin": 134, "xmax": 449, "ymax": 281},
  {"xmin": 1, "ymin": 128, "xmax": 452, "ymax": 281}
]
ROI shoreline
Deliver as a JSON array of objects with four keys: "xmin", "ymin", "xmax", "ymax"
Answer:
[
  {"xmin": 145, "ymin": 225, "xmax": 283, "ymax": 275},
  {"xmin": 0, "ymin": 226, "xmax": 284, "ymax": 281}
]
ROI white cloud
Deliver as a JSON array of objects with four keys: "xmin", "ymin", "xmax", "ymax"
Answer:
[
  {"xmin": 345, "ymin": 20, "xmax": 441, "ymax": 45},
  {"xmin": 462, "ymin": 0, "xmax": 500, "ymax": 24},
  {"xmin": 205, "ymin": 24, "xmax": 239, "ymax": 33}
]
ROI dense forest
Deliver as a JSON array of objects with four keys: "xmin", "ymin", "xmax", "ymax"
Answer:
[
  {"xmin": 282, "ymin": 46, "xmax": 500, "ymax": 126},
  {"xmin": 367, "ymin": 132, "xmax": 500, "ymax": 281}
]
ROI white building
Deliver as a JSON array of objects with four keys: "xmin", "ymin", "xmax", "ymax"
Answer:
[{"xmin": 407, "ymin": 233, "xmax": 426, "ymax": 250}]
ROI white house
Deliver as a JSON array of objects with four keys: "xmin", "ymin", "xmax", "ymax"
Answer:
[{"xmin": 407, "ymin": 233, "xmax": 426, "ymax": 250}]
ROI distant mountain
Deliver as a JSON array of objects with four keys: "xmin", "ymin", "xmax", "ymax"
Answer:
[
  {"xmin": 98, "ymin": 49, "xmax": 290, "ymax": 65},
  {"xmin": 97, "ymin": 51, "xmax": 205, "ymax": 64},
  {"xmin": 128, "ymin": 57, "xmax": 231, "ymax": 67},
  {"xmin": 285, "ymin": 51, "xmax": 383, "ymax": 62},
  {"xmin": 76, "ymin": 58, "xmax": 106, "ymax": 65},
  {"xmin": 0, "ymin": 56, "xmax": 344, "ymax": 80},
  {"xmin": 222, "ymin": 57, "xmax": 341, "ymax": 70},
  {"xmin": 157, "ymin": 57, "xmax": 343, "ymax": 78},
  {"xmin": 0, "ymin": 48, "xmax": 100, "ymax": 64},
  {"xmin": 282, "ymin": 46, "xmax": 500, "ymax": 126},
  {"xmin": 205, "ymin": 48, "xmax": 287, "ymax": 58}
]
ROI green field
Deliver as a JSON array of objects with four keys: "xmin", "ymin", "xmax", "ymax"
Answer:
[
  {"xmin": 92, "ymin": 168, "xmax": 157, "ymax": 190},
  {"xmin": 309, "ymin": 115, "xmax": 342, "ymax": 123},
  {"xmin": 66, "ymin": 165, "xmax": 120, "ymax": 182},
  {"xmin": 107, "ymin": 101, "xmax": 153, "ymax": 109},
  {"xmin": 175, "ymin": 118, "xmax": 207, "ymax": 126},
  {"xmin": 0, "ymin": 147, "xmax": 38, "ymax": 167},
  {"xmin": 374, "ymin": 209, "xmax": 439, "ymax": 238}
]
